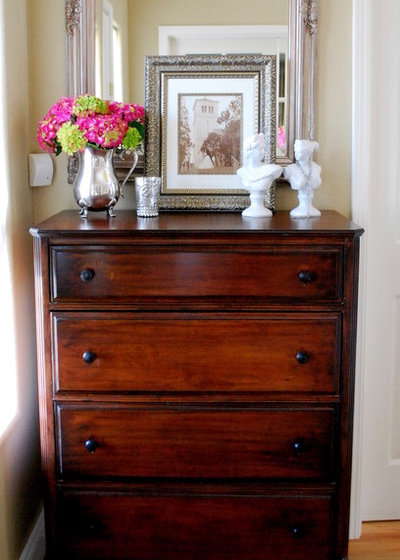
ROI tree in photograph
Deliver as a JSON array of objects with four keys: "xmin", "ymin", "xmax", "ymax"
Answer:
[
  {"xmin": 200, "ymin": 96, "xmax": 241, "ymax": 168},
  {"xmin": 200, "ymin": 132, "xmax": 222, "ymax": 168},
  {"xmin": 179, "ymin": 102, "xmax": 192, "ymax": 172},
  {"xmin": 217, "ymin": 96, "xmax": 241, "ymax": 165}
]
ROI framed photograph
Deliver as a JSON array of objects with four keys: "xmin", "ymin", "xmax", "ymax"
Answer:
[{"xmin": 145, "ymin": 54, "xmax": 276, "ymax": 211}]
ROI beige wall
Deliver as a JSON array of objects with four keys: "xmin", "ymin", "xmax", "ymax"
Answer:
[
  {"xmin": 30, "ymin": 0, "xmax": 75, "ymax": 224},
  {"xmin": 317, "ymin": 0, "xmax": 352, "ymax": 216},
  {"xmin": 0, "ymin": 0, "xmax": 42, "ymax": 559}
]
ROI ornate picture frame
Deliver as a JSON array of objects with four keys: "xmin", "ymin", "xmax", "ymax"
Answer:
[{"xmin": 145, "ymin": 55, "xmax": 276, "ymax": 211}]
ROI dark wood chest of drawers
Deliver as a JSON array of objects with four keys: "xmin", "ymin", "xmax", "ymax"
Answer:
[{"xmin": 30, "ymin": 210, "xmax": 363, "ymax": 560}]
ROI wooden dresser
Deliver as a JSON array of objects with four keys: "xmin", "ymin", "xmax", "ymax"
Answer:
[{"xmin": 30, "ymin": 210, "xmax": 363, "ymax": 560}]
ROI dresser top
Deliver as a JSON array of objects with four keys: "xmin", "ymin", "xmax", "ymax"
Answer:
[{"xmin": 30, "ymin": 210, "xmax": 363, "ymax": 238}]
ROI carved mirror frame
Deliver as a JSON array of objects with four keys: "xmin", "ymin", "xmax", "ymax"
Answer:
[{"xmin": 65, "ymin": 0, "xmax": 318, "ymax": 173}]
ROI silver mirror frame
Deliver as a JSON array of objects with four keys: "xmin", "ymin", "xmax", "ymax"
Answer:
[{"xmin": 65, "ymin": 0, "xmax": 318, "ymax": 168}]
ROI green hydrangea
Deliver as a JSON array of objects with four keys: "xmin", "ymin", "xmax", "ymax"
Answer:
[
  {"xmin": 122, "ymin": 127, "xmax": 142, "ymax": 151},
  {"xmin": 57, "ymin": 122, "xmax": 87, "ymax": 155},
  {"xmin": 73, "ymin": 95, "xmax": 108, "ymax": 116}
]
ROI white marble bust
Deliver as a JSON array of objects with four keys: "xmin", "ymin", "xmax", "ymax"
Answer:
[
  {"xmin": 283, "ymin": 139, "xmax": 321, "ymax": 218},
  {"xmin": 237, "ymin": 133, "xmax": 282, "ymax": 217}
]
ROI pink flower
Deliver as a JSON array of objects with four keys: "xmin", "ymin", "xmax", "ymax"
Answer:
[
  {"xmin": 37, "ymin": 97, "xmax": 75, "ymax": 154},
  {"xmin": 278, "ymin": 125, "xmax": 286, "ymax": 149},
  {"xmin": 109, "ymin": 101, "xmax": 145, "ymax": 124},
  {"xmin": 77, "ymin": 114, "xmax": 128, "ymax": 148}
]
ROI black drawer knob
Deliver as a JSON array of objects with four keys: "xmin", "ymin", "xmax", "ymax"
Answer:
[
  {"xmin": 82, "ymin": 351, "xmax": 96, "ymax": 364},
  {"xmin": 298, "ymin": 270, "xmax": 313, "ymax": 283},
  {"xmin": 88, "ymin": 520, "xmax": 100, "ymax": 533},
  {"xmin": 296, "ymin": 351, "xmax": 310, "ymax": 364},
  {"xmin": 291, "ymin": 523, "xmax": 306, "ymax": 539},
  {"xmin": 293, "ymin": 437, "xmax": 307, "ymax": 455},
  {"xmin": 87, "ymin": 519, "xmax": 102, "ymax": 534},
  {"xmin": 80, "ymin": 268, "xmax": 95, "ymax": 282},
  {"xmin": 85, "ymin": 439, "xmax": 99, "ymax": 453}
]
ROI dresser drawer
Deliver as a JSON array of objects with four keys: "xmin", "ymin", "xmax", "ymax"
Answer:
[
  {"xmin": 50, "ymin": 245, "xmax": 343, "ymax": 303},
  {"xmin": 57, "ymin": 490, "xmax": 334, "ymax": 560},
  {"xmin": 53, "ymin": 312, "xmax": 340, "ymax": 394},
  {"xmin": 56, "ymin": 405, "xmax": 336, "ymax": 480}
]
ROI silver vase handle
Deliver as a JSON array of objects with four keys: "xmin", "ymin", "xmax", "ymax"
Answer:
[{"xmin": 119, "ymin": 149, "xmax": 139, "ymax": 194}]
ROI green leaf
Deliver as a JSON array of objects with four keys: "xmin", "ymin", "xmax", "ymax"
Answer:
[{"xmin": 129, "ymin": 121, "xmax": 144, "ymax": 139}]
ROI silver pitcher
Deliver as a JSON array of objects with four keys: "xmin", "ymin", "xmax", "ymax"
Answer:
[{"xmin": 73, "ymin": 146, "xmax": 138, "ymax": 217}]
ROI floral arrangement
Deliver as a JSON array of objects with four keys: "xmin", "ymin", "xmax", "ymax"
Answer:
[{"xmin": 37, "ymin": 94, "xmax": 145, "ymax": 156}]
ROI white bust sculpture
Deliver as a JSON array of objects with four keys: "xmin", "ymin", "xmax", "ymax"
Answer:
[
  {"xmin": 237, "ymin": 133, "xmax": 282, "ymax": 217},
  {"xmin": 283, "ymin": 139, "xmax": 321, "ymax": 218}
]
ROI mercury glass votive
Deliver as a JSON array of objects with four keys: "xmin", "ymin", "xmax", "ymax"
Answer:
[{"xmin": 135, "ymin": 176, "xmax": 161, "ymax": 217}]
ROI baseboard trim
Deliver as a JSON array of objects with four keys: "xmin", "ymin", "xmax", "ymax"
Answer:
[{"xmin": 19, "ymin": 508, "xmax": 45, "ymax": 560}]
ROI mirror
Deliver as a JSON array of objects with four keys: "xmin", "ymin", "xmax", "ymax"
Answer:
[{"xmin": 65, "ymin": 0, "xmax": 318, "ymax": 176}]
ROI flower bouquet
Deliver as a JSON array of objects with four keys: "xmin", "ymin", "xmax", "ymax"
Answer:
[
  {"xmin": 37, "ymin": 94, "xmax": 144, "ymax": 155},
  {"xmin": 37, "ymin": 95, "xmax": 145, "ymax": 217}
]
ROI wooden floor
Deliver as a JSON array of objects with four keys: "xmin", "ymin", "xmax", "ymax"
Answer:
[{"xmin": 349, "ymin": 521, "xmax": 400, "ymax": 559}]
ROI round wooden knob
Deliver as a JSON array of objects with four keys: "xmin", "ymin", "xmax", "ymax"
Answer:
[
  {"xmin": 85, "ymin": 439, "xmax": 99, "ymax": 453},
  {"xmin": 298, "ymin": 270, "xmax": 313, "ymax": 283},
  {"xmin": 82, "ymin": 351, "xmax": 96, "ymax": 364},
  {"xmin": 296, "ymin": 351, "xmax": 310, "ymax": 364},
  {"xmin": 80, "ymin": 268, "xmax": 95, "ymax": 282}
]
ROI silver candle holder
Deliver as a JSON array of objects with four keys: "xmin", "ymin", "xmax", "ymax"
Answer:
[{"xmin": 135, "ymin": 177, "xmax": 161, "ymax": 217}]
